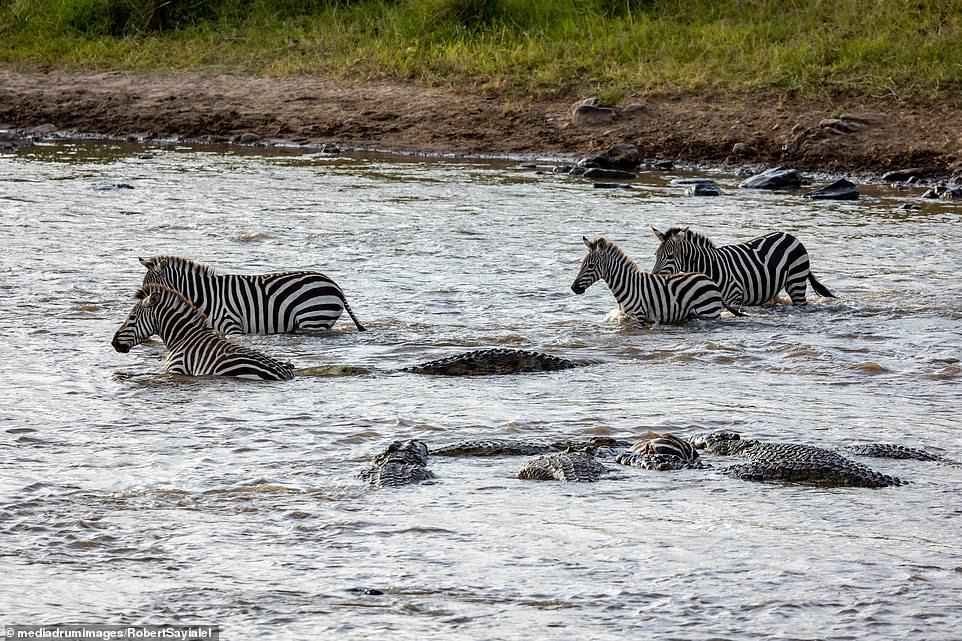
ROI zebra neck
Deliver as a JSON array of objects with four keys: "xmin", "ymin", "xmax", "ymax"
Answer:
[
  {"xmin": 603, "ymin": 255, "xmax": 651, "ymax": 316},
  {"xmin": 168, "ymin": 267, "xmax": 229, "ymax": 316},
  {"xmin": 155, "ymin": 303, "xmax": 208, "ymax": 347}
]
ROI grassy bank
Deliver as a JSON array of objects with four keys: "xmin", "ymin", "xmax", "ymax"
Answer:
[{"xmin": 1, "ymin": 0, "xmax": 961, "ymax": 98}]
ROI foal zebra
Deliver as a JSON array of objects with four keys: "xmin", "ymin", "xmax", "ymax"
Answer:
[
  {"xmin": 111, "ymin": 284, "xmax": 295, "ymax": 381},
  {"xmin": 651, "ymin": 227, "xmax": 834, "ymax": 309},
  {"xmin": 571, "ymin": 236, "xmax": 738, "ymax": 324},
  {"xmin": 138, "ymin": 255, "xmax": 366, "ymax": 334}
]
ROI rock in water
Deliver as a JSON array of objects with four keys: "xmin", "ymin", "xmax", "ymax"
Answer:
[
  {"xmin": 739, "ymin": 167, "xmax": 803, "ymax": 190},
  {"xmin": 804, "ymin": 178, "xmax": 859, "ymax": 200},
  {"xmin": 686, "ymin": 181, "xmax": 724, "ymax": 196}
]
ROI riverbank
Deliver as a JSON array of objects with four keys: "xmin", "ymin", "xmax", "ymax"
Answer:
[{"xmin": 2, "ymin": 67, "xmax": 961, "ymax": 178}]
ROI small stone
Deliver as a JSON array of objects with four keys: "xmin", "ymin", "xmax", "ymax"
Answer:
[
  {"xmin": 578, "ymin": 143, "xmax": 642, "ymax": 170},
  {"xmin": 234, "ymin": 132, "xmax": 261, "ymax": 144},
  {"xmin": 818, "ymin": 118, "xmax": 863, "ymax": 133},
  {"xmin": 731, "ymin": 142, "xmax": 755, "ymax": 156},
  {"xmin": 582, "ymin": 167, "xmax": 637, "ymax": 179},
  {"xmin": 594, "ymin": 183, "xmax": 633, "ymax": 189},
  {"xmin": 896, "ymin": 203, "xmax": 922, "ymax": 211},
  {"xmin": 28, "ymin": 123, "xmax": 57, "ymax": 135},
  {"xmin": 921, "ymin": 189, "xmax": 940, "ymax": 199},
  {"xmin": 686, "ymin": 181, "xmax": 724, "ymax": 197},
  {"xmin": 570, "ymin": 97, "xmax": 619, "ymax": 126}
]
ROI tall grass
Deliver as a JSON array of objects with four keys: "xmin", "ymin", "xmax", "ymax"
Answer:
[{"xmin": 1, "ymin": 0, "xmax": 960, "ymax": 97}]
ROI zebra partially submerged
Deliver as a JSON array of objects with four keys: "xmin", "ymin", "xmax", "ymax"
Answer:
[
  {"xmin": 650, "ymin": 227, "xmax": 834, "ymax": 309},
  {"xmin": 111, "ymin": 284, "xmax": 295, "ymax": 381},
  {"xmin": 571, "ymin": 236, "xmax": 740, "ymax": 324},
  {"xmin": 138, "ymin": 255, "xmax": 366, "ymax": 334}
]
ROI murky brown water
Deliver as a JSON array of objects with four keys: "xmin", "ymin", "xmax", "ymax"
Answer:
[{"xmin": 2, "ymin": 141, "xmax": 961, "ymax": 640}]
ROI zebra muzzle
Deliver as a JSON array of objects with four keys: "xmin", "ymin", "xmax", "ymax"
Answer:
[
  {"xmin": 111, "ymin": 336, "xmax": 130, "ymax": 353},
  {"xmin": 571, "ymin": 283, "xmax": 585, "ymax": 294}
]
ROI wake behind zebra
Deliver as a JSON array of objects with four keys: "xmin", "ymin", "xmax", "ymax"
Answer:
[
  {"xmin": 651, "ymin": 227, "xmax": 834, "ymax": 310},
  {"xmin": 139, "ymin": 255, "xmax": 366, "ymax": 334},
  {"xmin": 571, "ymin": 236, "xmax": 740, "ymax": 324},
  {"xmin": 111, "ymin": 284, "xmax": 295, "ymax": 381}
]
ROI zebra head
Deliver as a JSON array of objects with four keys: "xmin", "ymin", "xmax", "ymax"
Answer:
[
  {"xmin": 111, "ymin": 287, "xmax": 160, "ymax": 353},
  {"xmin": 651, "ymin": 226, "xmax": 692, "ymax": 274},
  {"xmin": 571, "ymin": 236, "xmax": 612, "ymax": 294},
  {"xmin": 139, "ymin": 256, "xmax": 170, "ymax": 287}
]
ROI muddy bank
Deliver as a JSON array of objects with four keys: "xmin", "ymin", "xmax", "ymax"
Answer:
[{"xmin": 2, "ymin": 68, "xmax": 961, "ymax": 177}]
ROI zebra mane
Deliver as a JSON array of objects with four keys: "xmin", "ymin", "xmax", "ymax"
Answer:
[
  {"xmin": 663, "ymin": 227, "xmax": 716, "ymax": 248},
  {"xmin": 136, "ymin": 284, "xmax": 210, "ymax": 323},
  {"xmin": 594, "ymin": 237, "xmax": 643, "ymax": 273},
  {"xmin": 145, "ymin": 255, "xmax": 218, "ymax": 277}
]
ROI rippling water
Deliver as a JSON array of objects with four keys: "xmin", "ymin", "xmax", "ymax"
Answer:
[{"xmin": 2, "ymin": 141, "xmax": 961, "ymax": 639}]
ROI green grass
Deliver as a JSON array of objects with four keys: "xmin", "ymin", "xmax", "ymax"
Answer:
[{"xmin": 2, "ymin": 0, "xmax": 961, "ymax": 98}]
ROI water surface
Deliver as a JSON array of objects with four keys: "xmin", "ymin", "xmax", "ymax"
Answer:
[{"xmin": 1, "ymin": 142, "xmax": 960, "ymax": 640}]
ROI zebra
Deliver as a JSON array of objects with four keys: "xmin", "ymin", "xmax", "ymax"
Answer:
[
  {"xmin": 111, "ymin": 284, "xmax": 295, "ymax": 381},
  {"xmin": 650, "ymin": 227, "xmax": 835, "ymax": 309},
  {"xmin": 571, "ymin": 236, "xmax": 740, "ymax": 324},
  {"xmin": 138, "ymin": 255, "xmax": 366, "ymax": 334}
]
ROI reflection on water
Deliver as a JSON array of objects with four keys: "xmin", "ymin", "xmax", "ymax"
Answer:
[{"xmin": 2, "ymin": 141, "xmax": 961, "ymax": 640}]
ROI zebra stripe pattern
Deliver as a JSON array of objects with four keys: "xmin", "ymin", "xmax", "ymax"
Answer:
[
  {"xmin": 111, "ymin": 284, "xmax": 295, "ymax": 381},
  {"xmin": 629, "ymin": 433, "xmax": 701, "ymax": 462},
  {"xmin": 651, "ymin": 227, "xmax": 834, "ymax": 308},
  {"xmin": 139, "ymin": 255, "xmax": 366, "ymax": 334},
  {"xmin": 571, "ymin": 236, "xmax": 733, "ymax": 324}
]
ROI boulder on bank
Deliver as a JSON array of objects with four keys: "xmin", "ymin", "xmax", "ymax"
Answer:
[
  {"xmin": 570, "ymin": 97, "xmax": 619, "ymax": 126},
  {"xmin": 582, "ymin": 167, "xmax": 638, "ymax": 179},
  {"xmin": 0, "ymin": 130, "xmax": 33, "ymax": 152},
  {"xmin": 739, "ymin": 167, "xmax": 803, "ymax": 190},
  {"xmin": 882, "ymin": 167, "xmax": 927, "ymax": 182},
  {"xmin": 804, "ymin": 178, "xmax": 859, "ymax": 200}
]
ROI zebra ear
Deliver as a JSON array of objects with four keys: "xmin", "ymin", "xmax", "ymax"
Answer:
[
  {"xmin": 651, "ymin": 227, "xmax": 666, "ymax": 242},
  {"xmin": 139, "ymin": 257, "xmax": 164, "ymax": 273},
  {"xmin": 583, "ymin": 236, "xmax": 592, "ymax": 249}
]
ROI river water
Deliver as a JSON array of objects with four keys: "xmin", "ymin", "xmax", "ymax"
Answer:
[{"xmin": 1, "ymin": 141, "xmax": 960, "ymax": 640}]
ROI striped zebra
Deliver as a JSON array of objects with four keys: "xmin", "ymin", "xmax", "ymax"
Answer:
[
  {"xmin": 571, "ymin": 236, "xmax": 738, "ymax": 324},
  {"xmin": 138, "ymin": 255, "xmax": 366, "ymax": 334},
  {"xmin": 650, "ymin": 227, "xmax": 834, "ymax": 309},
  {"xmin": 111, "ymin": 284, "xmax": 295, "ymax": 381}
]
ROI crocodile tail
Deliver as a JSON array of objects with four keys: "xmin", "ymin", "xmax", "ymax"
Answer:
[{"xmin": 808, "ymin": 273, "xmax": 835, "ymax": 298}]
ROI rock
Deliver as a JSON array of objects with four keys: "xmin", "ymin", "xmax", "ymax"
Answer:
[
  {"xmin": 570, "ymin": 97, "xmax": 619, "ymax": 126},
  {"xmin": 818, "ymin": 118, "xmax": 865, "ymax": 133},
  {"xmin": 28, "ymin": 123, "xmax": 58, "ymax": 135},
  {"xmin": 921, "ymin": 189, "xmax": 940, "ymax": 199},
  {"xmin": 578, "ymin": 143, "xmax": 642, "ymax": 170},
  {"xmin": 0, "ymin": 130, "xmax": 32, "ymax": 152},
  {"xmin": 671, "ymin": 177, "xmax": 717, "ymax": 185},
  {"xmin": 93, "ymin": 182, "xmax": 135, "ymax": 191},
  {"xmin": 882, "ymin": 167, "xmax": 927, "ymax": 182},
  {"xmin": 731, "ymin": 142, "xmax": 755, "ymax": 156},
  {"xmin": 921, "ymin": 185, "xmax": 962, "ymax": 200},
  {"xmin": 896, "ymin": 203, "xmax": 922, "ymax": 211},
  {"xmin": 582, "ymin": 167, "xmax": 637, "ymax": 179},
  {"xmin": 568, "ymin": 165, "xmax": 587, "ymax": 176},
  {"xmin": 320, "ymin": 143, "xmax": 340, "ymax": 154},
  {"xmin": 552, "ymin": 164, "xmax": 574, "ymax": 174},
  {"xmin": 687, "ymin": 181, "xmax": 724, "ymax": 196},
  {"xmin": 594, "ymin": 182, "xmax": 633, "ymax": 189},
  {"xmin": 621, "ymin": 103, "xmax": 646, "ymax": 116},
  {"xmin": 651, "ymin": 159, "xmax": 674, "ymax": 170},
  {"xmin": 804, "ymin": 178, "xmax": 859, "ymax": 200},
  {"xmin": 234, "ymin": 132, "xmax": 261, "ymax": 144},
  {"xmin": 739, "ymin": 167, "xmax": 803, "ymax": 190}
]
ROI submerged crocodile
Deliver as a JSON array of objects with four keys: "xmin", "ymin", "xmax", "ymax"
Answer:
[
  {"xmin": 357, "ymin": 440, "xmax": 435, "ymax": 487},
  {"xmin": 402, "ymin": 348, "xmax": 583, "ymax": 376},
  {"xmin": 689, "ymin": 431, "xmax": 905, "ymax": 487}
]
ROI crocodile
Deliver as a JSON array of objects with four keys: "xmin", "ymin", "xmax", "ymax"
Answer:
[
  {"xmin": 402, "ymin": 348, "xmax": 583, "ymax": 376},
  {"xmin": 429, "ymin": 436, "xmax": 629, "ymax": 457},
  {"xmin": 689, "ymin": 431, "xmax": 905, "ymax": 487},
  {"xmin": 357, "ymin": 439, "xmax": 435, "ymax": 487}
]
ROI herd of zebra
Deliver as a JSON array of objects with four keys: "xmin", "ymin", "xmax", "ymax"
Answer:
[{"xmin": 110, "ymin": 227, "xmax": 834, "ymax": 380}]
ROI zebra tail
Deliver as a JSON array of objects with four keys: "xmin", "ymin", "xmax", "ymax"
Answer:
[
  {"xmin": 343, "ymin": 298, "xmax": 367, "ymax": 331},
  {"xmin": 808, "ymin": 273, "xmax": 836, "ymax": 298},
  {"xmin": 724, "ymin": 303, "xmax": 745, "ymax": 317}
]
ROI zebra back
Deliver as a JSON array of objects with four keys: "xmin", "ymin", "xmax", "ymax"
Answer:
[
  {"xmin": 139, "ymin": 255, "xmax": 366, "ymax": 333},
  {"xmin": 113, "ymin": 284, "xmax": 295, "ymax": 381},
  {"xmin": 572, "ymin": 236, "xmax": 725, "ymax": 323}
]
